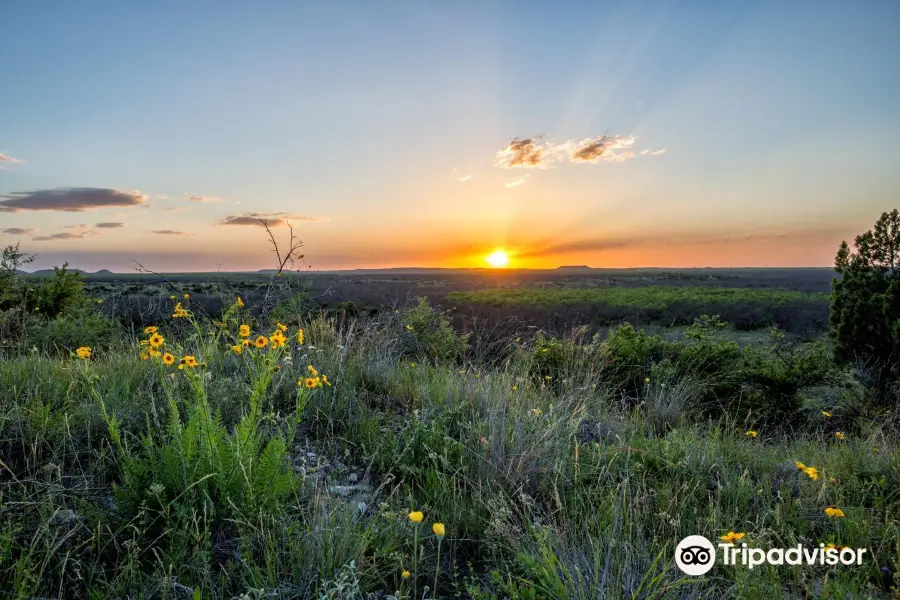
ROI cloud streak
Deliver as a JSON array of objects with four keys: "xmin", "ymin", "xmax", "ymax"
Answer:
[
  {"xmin": 152, "ymin": 229, "xmax": 192, "ymax": 236},
  {"xmin": 2, "ymin": 227, "xmax": 36, "ymax": 235},
  {"xmin": 495, "ymin": 134, "xmax": 663, "ymax": 169},
  {"xmin": 95, "ymin": 222, "xmax": 126, "ymax": 228},
  {"xmin": 185, "ymin": 194, "xmax": 224, "ymax": 203},
  {"xmin": 0, "ymin": 152, "xmax": 23, "ymax": 164},
  {"xmin": 218, "ymin": 212, "xmax": 327, "ymax": 227},
  {"xmin": 0, "ymin": 188, "xmax": 148, "ymax": 212},
  {"xmin": 32, "ymin": 224, "xmax": 97, "ymax": 241}
]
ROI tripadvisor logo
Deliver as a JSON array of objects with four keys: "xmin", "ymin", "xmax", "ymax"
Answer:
[{"xmin": 675, "ymin": 535, "xmax": 868, "ymax": 574}]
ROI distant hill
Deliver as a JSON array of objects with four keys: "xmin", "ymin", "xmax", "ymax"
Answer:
[
  {"xmin": 557, "ymin": 265, "xmax": 593, "ymax": 271},
  {"xmin": 29, "ymin": 268, "xmax": 87, "ymax": 276}
]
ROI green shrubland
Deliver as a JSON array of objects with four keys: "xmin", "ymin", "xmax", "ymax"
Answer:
[{"xmin": 0, "ymin": 290, "xmax": 897, "ymax": 598}]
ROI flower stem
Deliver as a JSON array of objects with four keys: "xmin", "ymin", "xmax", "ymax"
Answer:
[
  {"xmin": 412, "ymin": 526, "xmax": 419, "ymax": 600},
  {"xmin": 433, "ymin": 538, "xmax": 442, "ymax": 599}
]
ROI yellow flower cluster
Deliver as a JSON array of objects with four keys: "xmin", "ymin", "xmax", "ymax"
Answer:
[
  {"xmin": 172, "ymin": 302, "xmax": 190, "ymax": 318},
  {"xmin": 299, "ymin": 364, "xmax": 330, "ymax": 388},
  {"xmin": 76, "ymin": 346, "xmax": 92, "ymax": 360}
]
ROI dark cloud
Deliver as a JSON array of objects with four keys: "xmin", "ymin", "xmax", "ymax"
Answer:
[
  {"xmin": 0, "ymin": 188, "xmax": 148, "ymax": 212},
  {"xmin": 2, "ymin": 227, "xmax": 36, "ymax": 235},
  {"xmin": 31, "ymin": 224, "xmax": 97, "ymax": 242},
  {"xmin": 495, "ymin": 137, "xmax": 555, "ymax": 168},
  {"xmin": 152, "ymin": 230, "xmax": 192, "ymax": 236},
  {"xmin": 95, "ymin": 222, "xmax": 126, "ymax": 228},
  {"xmin": 218, "ymin": 212, "xmax": 326, "ymax": 227},
  {"xmin": 33, "ymin": 231, "xmax": 90, "ymax": 241}
]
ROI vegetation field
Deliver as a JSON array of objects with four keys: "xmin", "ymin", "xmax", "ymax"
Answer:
[{"xmin": 447, "ymin": 286, "xmax": 829, "ymax": 309}]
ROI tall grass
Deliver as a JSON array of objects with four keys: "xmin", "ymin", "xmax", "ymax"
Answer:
[{"xmin": 0, "ymin": 302, "xmax": 896, "ymax": 599}]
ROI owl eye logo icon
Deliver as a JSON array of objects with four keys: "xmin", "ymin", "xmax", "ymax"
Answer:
[{"xmin": 675, "ymin": 535, "xmax": 716, "ymax": 575}]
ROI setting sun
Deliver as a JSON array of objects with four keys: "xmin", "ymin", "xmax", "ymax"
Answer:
[{"xmin": 486, "ymin": 249, "xmax": 510, "ymax": 268}]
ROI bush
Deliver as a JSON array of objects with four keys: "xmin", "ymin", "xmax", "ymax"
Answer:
[
  {"xmin": 25, "ymin": 304, "xmax": 122, "ymax": 355},
  {"xmin": 398, "ymin": 297, "xmax": 469, "ymax": 362}
]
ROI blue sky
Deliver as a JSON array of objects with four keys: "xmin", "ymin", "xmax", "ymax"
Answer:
[{"xmin": 2, "ymin": 1, "xmax": 899, "ymax": 271}]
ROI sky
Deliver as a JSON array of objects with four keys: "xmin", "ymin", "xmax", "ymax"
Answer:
[{"xmin": 2, "ymin": 1, "xmax": 899, "ymax": 272}]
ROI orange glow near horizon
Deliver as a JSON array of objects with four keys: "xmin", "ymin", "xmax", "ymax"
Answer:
[{"xmin": 485, "ymin": 249, "xmax": 510, "ymax": 268}]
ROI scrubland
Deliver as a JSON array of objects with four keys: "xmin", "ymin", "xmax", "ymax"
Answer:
[{"xmin": 1, "ymin": 284, "xmax": 898, "ymax": 598}]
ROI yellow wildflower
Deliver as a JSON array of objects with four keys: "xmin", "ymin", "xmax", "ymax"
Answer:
[
  {"xmin": 76, "ymin": 346, "xmax": 92, "ymax": 360},
  {"xmin": 148, "ymin": 333, "xmax": 165, "ymax": 348},
  {"xmin": 144, "ymin": 325, "xmax": 158, "ymax": 335},
  {"xmin": 239, "ymin": 324, "xmax": 251, "ymax": 337},
  {"xmin": 794, "ymin": 461, "xmax": 807, "ymax": 470},
  {"xmin": 236, "ymin": 296, "xmax": 244, "ymax": 308},
  {"xmin": 183, "ymin": 293, "xmax": 190, "ymax": 299},
  {"xmin": 307, "ymin": 365, "xmax": 318, "ymax": 377},
  {"xmin": 824, "ymin": 506, "xmax": 845, "ymax": 518},
  {"xmin": 803, "ymin": 466, "xmax": 819, "ymax": 481},
  {"xmin": 276, "ymin": 322, "xmax": 287, "ymax": 332},
  {"xmin": 231, "ymin": 344, "xmax": 243, "ymax": 355},
  {"xmin": 254, "ymin": 335, "xmax": 268, "ymax": 349},
  {"xmin": 242, "ymin": 339, "xmax": 251, "ymax": 347},
  {"xmin": 297, "ymin": 328, "xmax": 304, "ymax": 344},
  {"xmin": 140, "ymin": 351, "xmax": 149, "ymax": 360},
  {"xmin": 720, "ymin": 531, "xmax": 745, "ymax": 544},
  {"xmin": 182, "ymin": 355, "xmax": 198, "ymax": 368},
  {"xmin": 432, "ymin": 522, "xmax": 445, "ymax": 538},
  {"xmin": 745, "ymin": 430, "xmax": 758, "ymax": 438},
  {"xmin": 822, "ymin": 410, "xmax": 832, "ymax": 417},
  {"xmin": 162, "ymin": 353, "xmax": 175, "ymax": 366},
  {"xmin": 269, "ymin": 331, "xmax": 287, "ymax": 349},
  {"xmin": 834, "ymin": 431, "xmax": 845, "ymax": 440},
  {"xmin": 408, "ymin": 511, "xmax": 424, "ymax": 524},
  {"xmin": 402, "ymin": 570, "xmax": 410, "ymax": 579},
  {"xmin": 148, "ymin": 348, "xmax": 161, "ymax": 358}
]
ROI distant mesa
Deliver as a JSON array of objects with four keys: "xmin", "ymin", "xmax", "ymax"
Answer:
[{"xmin": 557, "ymin": 265, "xmax": 593, "ymax": 271}]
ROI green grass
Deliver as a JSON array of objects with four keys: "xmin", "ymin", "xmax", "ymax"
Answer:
[
  {"xmin": 448, "ymin": 286, "xmax": 829, "ymax": 309},
  {"xmin": 0, "ymin": 308, "xmax": 897, "ymax": 599}
]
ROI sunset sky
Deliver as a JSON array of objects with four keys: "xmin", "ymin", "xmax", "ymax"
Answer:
[{"xmin": 2, "ymin": 2, "xmax": 899, "ymax": 272}]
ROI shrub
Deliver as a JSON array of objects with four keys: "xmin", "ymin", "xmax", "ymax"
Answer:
[
  {"xmin": 735, "ymin": 334, "xmax": 835, "ymax": 420},
  {"xmin": 398, "ymin": 297, "xmax": 469, "ymax": 362},
  {"xmin": 25, "ymin": 304, "xmax": 121, "ymax": 355}
]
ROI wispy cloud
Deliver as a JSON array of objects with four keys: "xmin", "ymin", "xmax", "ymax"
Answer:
[
  {"xmin": 495, "ymin": 137, "xmax": 558, "ymax": 168},
  {"xmin": 218, "ymin": 212, "xmax": 327, "ymax": 227},
  {"xmin": 32, "ymin": 224, "xmax": 97, "ymax": 241},
  {"xmin": 519, "ymin": 229, "xmax": 833, "ymax": 258},
  {"xmin": 2, "ymin": 227, "xmax": 36, "ymax": 235},
  {"xmin": 457, "ymin": 175, "xmax": 472, "ymax": 183},
  {"xmin": 0, "ymin": 188, "xmax": 148, "ymax": 212},
  {"xmin": 504, "ymin": 175, "xmax": 528, "ymax": 188},
  {"xmin": 185, "ymin": 194, "xmax": 224, "ymax": 203},
  {"xmin": 568, "ymin": 135, "xmax": 636, "ymax": 163},
  {"xmin": 0, "ymin": 152, "xmax": 23, "ymax": 164},
  {"xmin": 152, "ymin": 229, "xmax": 192, "ymax": 236},
  {"xmin": 495, "ymin": 134, "xmax": 663, "ymax": 170},
  {"xmin": 95, "ymin": 221, "xmax": 126, "ymax": 228}
]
